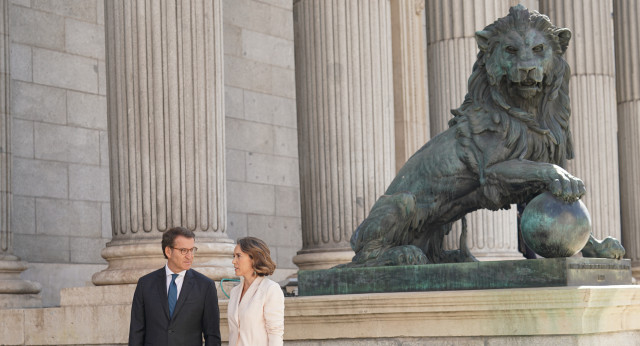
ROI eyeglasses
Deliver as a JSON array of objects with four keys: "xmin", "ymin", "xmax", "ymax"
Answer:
[{"xmin": 171, "ymin": 247, "xmax": 198, "ymax": 255}]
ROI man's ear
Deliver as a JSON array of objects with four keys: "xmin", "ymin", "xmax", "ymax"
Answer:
[{"xmin": 164, "ymin": 246, "xmax": 171, "ymax": 258}]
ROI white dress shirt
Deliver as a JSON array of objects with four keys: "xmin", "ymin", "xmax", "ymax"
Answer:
[
  {"xmin": 165, "ymin": 265, "xmax": 186, "ymax": 298},
  {"xmin": 228, "ymin": 276, "xmax": 284, "ymax": 346}
]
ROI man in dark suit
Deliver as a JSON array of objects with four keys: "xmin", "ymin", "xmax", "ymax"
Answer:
[{"xmin": 129, "ymin": 227, "xmax": 221, "ymax": 346}]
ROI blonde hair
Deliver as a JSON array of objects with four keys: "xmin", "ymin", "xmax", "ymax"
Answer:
[{"xmin": 237, "ymin": 237, "xmax": 276, "ymax": 276}]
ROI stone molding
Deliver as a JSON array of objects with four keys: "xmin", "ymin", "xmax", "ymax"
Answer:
[
  {"xmin": 285, "ymin": 286, "xmax": 640, "ymax": 340},
  {"xmin": 292, "ymin": 248, "xmax": 354, "ymax": 271},
  {"xmin": 2, "ymin": 285, "xmax": 639, "ymax": 344},
  {"xmin": 91, "ymin": 242, "xmax": 235, "ymax": 285}
]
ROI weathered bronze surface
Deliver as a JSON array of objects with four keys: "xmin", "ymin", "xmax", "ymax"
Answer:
[
  {"xmin": 521, "ymin": 192, "xmax": 591, "ymax": 258},
  {"xmin": 338, "ymin": 5, "xmax": 624, "ymax": 268},
  {"xmin": 300, "ymin": 258, "xmax": 632, "ymax": 296}
]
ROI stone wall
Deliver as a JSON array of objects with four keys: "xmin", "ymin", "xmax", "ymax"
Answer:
[
  {"xmin": 222, "ymin": 0, "xmax": 301, "ymax": 281},
  {"xmin": 6, "ymin": 0, "xmax": 639, "ymax": 310},
  {"xmin": 9, "ymin": 0, "xmax": 109, "ymax": 306},
  {"xmin": 10, "ymin": 0, "xmax": 301, "ymax": 306}
]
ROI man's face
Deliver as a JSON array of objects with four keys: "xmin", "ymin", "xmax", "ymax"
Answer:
[{"xmin": 165, "ymin": 235, "xmax": 195, "ymax": 273}]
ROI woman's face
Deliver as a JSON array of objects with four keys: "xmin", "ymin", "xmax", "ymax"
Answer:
[{"xmin": 232, "ymin": 244, "xmax": 254, "ymax": 278}]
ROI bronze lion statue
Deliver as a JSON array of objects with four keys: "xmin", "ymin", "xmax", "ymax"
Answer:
[{"xmin": 340, "ymin": 5, "xmax": 624, "ymax": 267}]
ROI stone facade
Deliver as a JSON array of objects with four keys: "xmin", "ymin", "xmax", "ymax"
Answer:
[
  {"xmin": 0, "ymin": 0, "xmax": 638, "ymax": 313},
  {"xmin": 222, "ymin": 0, "xmax": 301, "ymax": 279},
  {"xmin": 8, "ymin": 0, "xmax": 108, "ymax": 307},
  {"xmin": 6, "ymin": 0, "xmax": 301, "ymax": 306}
]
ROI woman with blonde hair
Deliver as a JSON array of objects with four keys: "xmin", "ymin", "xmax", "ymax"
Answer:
[{"xmin": 228, "ymin": 237, "xmax": 284, "ymax": 346}]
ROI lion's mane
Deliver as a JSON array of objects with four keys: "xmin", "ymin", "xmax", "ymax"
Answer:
[{"xmin": 450, "ymin": 5, "xmax": 574, "ymax": 181}]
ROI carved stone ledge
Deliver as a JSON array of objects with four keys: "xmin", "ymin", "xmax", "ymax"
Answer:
[{"xmin": 92, "ymin": 241, "xmax": 235, "ymax": 285}]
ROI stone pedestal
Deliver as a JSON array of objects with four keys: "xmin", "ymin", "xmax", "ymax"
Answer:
[
  {"xmin": 93, "ymin": 0, "xmax": 234, "ymax": 285},
  {"xmin": 292, "ymin": 0, "xmax": 396, "ymax": 270},
  {"xmin": 390, "ymin": 0, "xmax": 429, "ymax": 171},
  {"xmin": 426, "ymin": 0, "xmax": 522, "ymax": 261},
  {"xmin": 614, "ymin": 0, "xmax": 640, "ymax": 281},
  {"xmin": 540, "ymin": 0, "xmax": 622, "ymax": 244},
  {"xmin": 298, "ymin": 258, "xmax": 632, "ymax": 296},
  {"xmin": 0, "ymin": 0, "xmax": 41, "ymax": 308},
  {"xmin": 2, "ymin": 284, "xmax": 640, "ymax": 345}
]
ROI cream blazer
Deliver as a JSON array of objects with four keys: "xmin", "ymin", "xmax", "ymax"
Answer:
[{"xmin": 228, "ymin": 276, "xmax": 284, "ymax": 346}]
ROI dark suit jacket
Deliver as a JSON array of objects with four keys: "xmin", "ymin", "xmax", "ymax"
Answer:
[{"xmin": 129, "ymin": 267, "xmax": 221, "ymax": 346}]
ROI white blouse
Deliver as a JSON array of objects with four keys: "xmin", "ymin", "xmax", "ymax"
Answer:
[{"xmin": 227, "ymin": 276, "xmax": 285, "ymax": 346}]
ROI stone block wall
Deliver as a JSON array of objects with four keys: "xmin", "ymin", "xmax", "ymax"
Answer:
[
  {"xmin": 9, "ymin": 0, "xmax": 109, "ymax": 306},
  {"xmin": 222, "ymin": 0, "xmax": 301, "ymax": 281},
  {"xmin": 9, "ymin": 0, "xmax": 301, "ymax": 306}
]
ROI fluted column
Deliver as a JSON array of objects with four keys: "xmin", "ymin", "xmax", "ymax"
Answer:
[
  {"xmin": 93, "ymin": 0, "xmax": 233, "ymax": 285},
  {"xmin": 540, "ymin": 0, "xmax": 622, "ymax": 243},
  {"xmin": 426, "ymin": 1, "xmax": 531, "ymax": 261},
  {"xmin": 0, "ymin": 0, "xmax": 41, "ymax": 308},
  {"xmin": 292, "ymin": 0, "xmax": 396, "ymax": 270},
  {"xmin": 614, "ymin": 0, "xmax": 640, "ymax": 279},
  {"xmin": 391, "ymin": 0, "xmax": 429, "ymax": 171}
]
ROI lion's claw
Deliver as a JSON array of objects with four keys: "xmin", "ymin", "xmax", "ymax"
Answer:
[{"xmin": 547, "ymin": 167, "xmax": 585, "ymax": 203}]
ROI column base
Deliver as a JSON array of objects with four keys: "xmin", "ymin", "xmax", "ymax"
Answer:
[
  {"xmin": 0, "ymin": 255, "xmax": 43, "ymax": 308},
  {"xmin": 0, "ymin": 294, "xmax": 42, "ymax": 309},
  {"xmin": 92, "ymin": 240, "xmax": 236, "ymax": 285},
  {"xmin": 293, "ymin": 248, "xmax": 355, "ymax": 270}
]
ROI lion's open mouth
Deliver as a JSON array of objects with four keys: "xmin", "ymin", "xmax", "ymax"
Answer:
[{"xmin": 516, "ymin": 79, "xmax": 541, "ymax": 89}]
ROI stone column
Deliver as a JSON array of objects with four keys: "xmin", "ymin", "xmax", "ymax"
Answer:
[
  {"xmin": 540, "ymin": 0, "xmax": 622, "ymax": 243},
  {"xmin": 391, "ymin": 0, "xmax": 429, "ymax": 171},
  {"xmin": 426, "ymin": 1, "xmax": 530, "ymax": 261},
  {"xmin": 0, "ymin": 0, "xmax": 41, "ymax": 308},
  {"xmin": 93, "ymin": 0, "xmax": 234, "ymax": 285},
  {"xmin": 292, "ymin": 0, "xmax": 396, "ymax": 270},
  {"xmin": 614, "ymin": 0, "xmax": 640, "ymax": 279}
]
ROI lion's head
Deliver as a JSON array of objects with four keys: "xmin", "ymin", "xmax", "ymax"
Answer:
[{"xmin": 452, "ymin": 5, "xmax": 574, "ymax": 167}]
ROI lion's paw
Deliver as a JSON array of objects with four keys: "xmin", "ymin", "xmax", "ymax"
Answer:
[
  {"xmin": 547, "ymin": 167, "xmax": 586, "ymax": 203},
  {"xmin": 581, "ymin": 236, "xmax": 625, "ymax": 260},
  {"xmin": 377, "ymin": 245, "xmax": 429, "ymax": 266}
]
